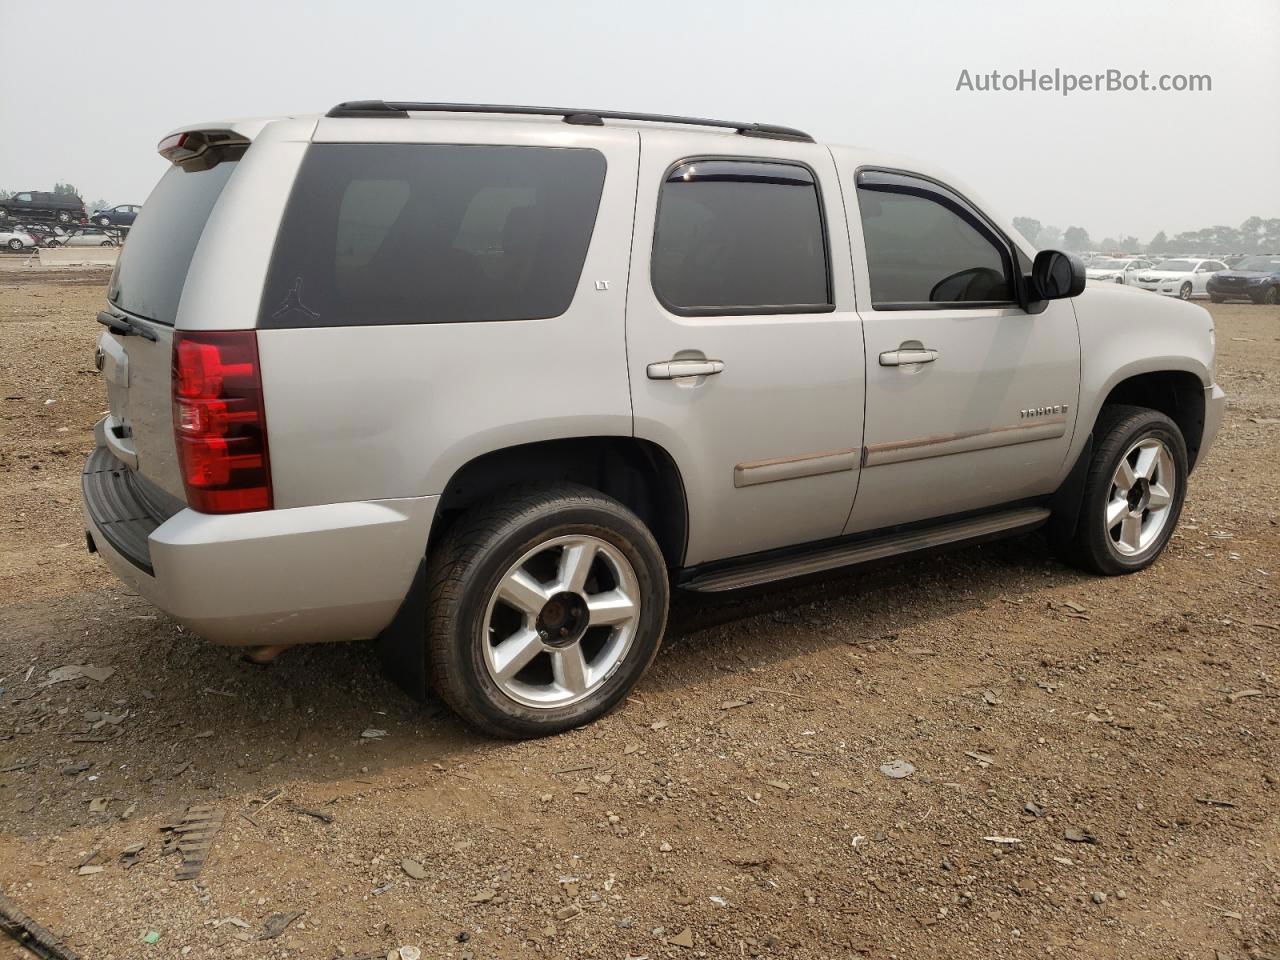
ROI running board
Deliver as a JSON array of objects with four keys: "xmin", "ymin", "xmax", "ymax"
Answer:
[{"xmin": 682, "ymin": 506, "xmax": 1051, "ymax": 593}]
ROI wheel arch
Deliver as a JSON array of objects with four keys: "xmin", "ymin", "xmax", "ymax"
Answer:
[
  {"xmin": 1097, "ymin": 369, "xmax": 1207, "ymax": 470},
  {"xmin": 429, "ymin": 436, "xmax": 689, "ymax": 570}
]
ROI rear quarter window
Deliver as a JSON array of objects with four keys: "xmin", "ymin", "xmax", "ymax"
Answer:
[{"xmin": 259, "ymin": 144, "xmax": 607, "ymax": 328}]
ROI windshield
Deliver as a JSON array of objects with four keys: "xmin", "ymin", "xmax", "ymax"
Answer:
[
  {"xmin": 108, "ymin": 160, "xmax": 239, "ymax": 325},
  {"xmin": 1091, "ymin": 259, "xmax": 1131, "ymax": 269},
  {"xmin": 1235, "ymin": 257, "xmax": 1280, "ymax": 272},
  {"xmin": 1151, "ymin": 260, "xmax": 1194, "ymax": 272}
]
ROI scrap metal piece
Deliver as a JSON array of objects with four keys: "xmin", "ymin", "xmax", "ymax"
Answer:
[
  {"xmin": 160, "ymin": 805, "xmax": 224, "ymax": 880},
  {"xmin": 0, "ymin": 892, "xmax": 83, "ymax": 960}
]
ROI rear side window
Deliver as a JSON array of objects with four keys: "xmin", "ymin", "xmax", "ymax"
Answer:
[
  {"xmin": 652, "ymin": 159, "xmax": 831, "ymax": 315},
  {"xmin": 107, "ymin": 161, "xmax": 238, "ymax": 325},
  {"xmin": 260, "ymin": 144, "xmax": 606, "ymax": 328},
  {"xmin": 857, "ymin": 170, "xmax": 1015, "ymax": 309}
]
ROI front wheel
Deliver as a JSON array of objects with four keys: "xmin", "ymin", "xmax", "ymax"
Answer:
[
  {"xmin": 1262, "ymin": 286, "xmax": 1279, "ymax": 306},
  {"xmin": 6, "ymin": 238, "xmax": 21, "ymax": 251},
  {"xmin": 424, "ymin": 484, "xmax": 669, "ymax": 738},
  {"xmin": 1055, "ymin": 405, "xmax": 1187, "ymax": 575},
  {"xmin": 97, "ymin": 216, "xmax": 111, "ymax": 227},
  {"xmin": 1178, "ymin": 282, "xmax": 1193, "ymax": 300}
]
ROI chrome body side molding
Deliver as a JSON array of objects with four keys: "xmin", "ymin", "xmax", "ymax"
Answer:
[
  {"xmin": 733, "ymin": 448, "xmax": 860, "ymax": 488},
  {"xmin": 863, "ymin": 417, "xmax": 1068, "ymax": 467}
]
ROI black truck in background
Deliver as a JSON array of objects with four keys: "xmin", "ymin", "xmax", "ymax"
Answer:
[{"xmin": 0, "ymin": 190, "xmax": 88, "ymax": 224}]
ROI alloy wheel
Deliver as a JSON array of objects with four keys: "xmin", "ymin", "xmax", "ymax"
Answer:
[
  {"xmin": 482, "ymin": 534, "xmax": 641, "ymax": 709},
  {"xmin": 1105, "ymin": 437, "xmax": 1176, "ymax": 556}
]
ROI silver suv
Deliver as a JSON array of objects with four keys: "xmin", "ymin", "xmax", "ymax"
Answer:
[{"xmin": 83, "ymin": 101, "xmax": 1226, "ymax": 737}]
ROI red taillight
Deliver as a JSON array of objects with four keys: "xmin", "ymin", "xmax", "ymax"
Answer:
[{"xmin": 172, "ymin": 331, "xmax": 272, "ymax": 513}]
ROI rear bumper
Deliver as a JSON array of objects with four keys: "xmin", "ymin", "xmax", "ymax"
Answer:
[
  {"xmin": 82, "ymin": 446, "xmax": 438, "ymax": 646},
  {"xmin": 1198, "ymin": 383, "xmax": 1226, "ymax": 470}
]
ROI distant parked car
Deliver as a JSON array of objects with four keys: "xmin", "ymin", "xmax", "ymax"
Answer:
[
  {"xmin": 1207, "ymin": 256, "xmax": 1280, "ymax": 305},
  {"xmin": 0, "ymin": 228, "xmax": 37, "ymax": 251},
  {"xmin": 44, "ymin": 228, "xmax": 118, "ymax": 248},
  {"xmin": 92, "ymin": 204, "xmax": 141, "ymax": 227},
  {"xmin": 0, "ymin": 191, "xmax": 87, "ymax": 224},
  {"xmin": 1134, "ymin": 259, "xmax": 1229, "ymax": 300},
  {"xmin": 1085, "ymin": 257, "xmax": 1153, "ymax": 284}
]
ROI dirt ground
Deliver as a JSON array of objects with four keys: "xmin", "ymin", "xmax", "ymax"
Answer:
[{"xmin": 0, "ymin": 261, "xmax": 1277, "ymax": 960}]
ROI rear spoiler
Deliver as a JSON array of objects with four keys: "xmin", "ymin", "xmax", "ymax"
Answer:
[{"xmin": 157, "ymin": 128, "xmax": 251, "ymax": 171}]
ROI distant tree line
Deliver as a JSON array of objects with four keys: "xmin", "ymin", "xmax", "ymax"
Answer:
[{"xmin": 1013, "ymin": 216, "xmax": 1280, "ymax": 255}]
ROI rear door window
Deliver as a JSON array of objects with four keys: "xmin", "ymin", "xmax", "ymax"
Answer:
[
  {"xmin": 259, "ymin": 144, "xmax": 607, "ymax": 328},
  {"xmin": 651, "ymin": 159, "xmax": 831, "ymax": 315},
  {"xmin": 108, "ymin": 161, "xmax": 239, "ymax": 325}
]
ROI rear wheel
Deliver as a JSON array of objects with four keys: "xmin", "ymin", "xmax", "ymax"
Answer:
[
  {"xmin": 1178, "ymin": 282, "xmax": 1193, "ymax": 300},
  {"xmin": 99, "ymin": 240, "xmax": 113, "ymax": 247},
  {"xmin": 56, "ymin": 211, "xmax": 71, "ymax": 223},
  {"xmin": 425, "ymin": 484, "xmax": 669, "ymax": 738},
  {"xmin": 6, "ymin": 238, "xmax": 21, "ymax": 251},
  {"xmin": 1263, "ymin": 286, "xmax": 1278, "ymax": 306},
  {"xmin": 1056, "ymin": 405, "xmax": 1187, "ymax": 575},
  {"xmin": 45, "ymin": 239, "xmax": 60, "ymax": 248}
]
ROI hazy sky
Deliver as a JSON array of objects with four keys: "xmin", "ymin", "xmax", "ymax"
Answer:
[{"xmin": 1, "ymin": 0, "xmax": 1276, "ymax": 241}]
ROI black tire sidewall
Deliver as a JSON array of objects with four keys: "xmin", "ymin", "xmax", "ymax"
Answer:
[
  {"xmin": 431, "ymin": 495, "xmax": 668, "ymax": 738},
  {"xmin": 1080, "ymin": 411, "xmax": 1187, "ymax": 574}
]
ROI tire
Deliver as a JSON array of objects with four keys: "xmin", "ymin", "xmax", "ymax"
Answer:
[
  {"xmin": 1178, "ymin": 282, "xmax": 1193, "ymax": 300},
  {"xmin": 424, "ymin": 483, "xmax": 669, "ymax": 738},
  {"xmin": 1263, "ymin": 286, "xmax": 1278, "ymax": 306},
  {"xmin": 97, "ymin": 216, "xmax": 110, "ymax": 227},
  {"xmin": 56, "ymin": 211, "xmax": 70, "ymax": 223},
  {"xmin": 1056, "ymin": 405, "xmax": 1187, "ymax": 576},
  {"xmin": 6, "ymin": 238, "xmax": 21, "ymax": 251},
  {"xmin": 45, "ymin": 239, "xmax": 60, "ymax": 248},
  {"xmin": 99, "ymin": 240, "xmax": 113, "ymax": 247},
  {"xmin": 0, "ymin": 208, "xmax": 8, "ymax": 220}
]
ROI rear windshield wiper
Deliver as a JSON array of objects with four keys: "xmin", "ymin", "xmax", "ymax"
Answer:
[{"xmin": 97, "ymin": 310, "xmax": 157, "ymax": 342}]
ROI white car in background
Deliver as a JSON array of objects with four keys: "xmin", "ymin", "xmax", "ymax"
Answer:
[
  {"xmin": 1086, "ymin": 257, "xmax": 1154, "ymax": 284},
  {"xmin": 1134, "ymin": 258, "xmax": 1229, "ymax": 300},
  {"xmin": 0, "ymin": 228, "xmax": 37, "ymax": 251}
]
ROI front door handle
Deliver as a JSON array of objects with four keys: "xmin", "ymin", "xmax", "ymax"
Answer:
[
  {"xmin": 879, "ymin": 347, "xmax": 939, "ymax": 367},
  {"xmin": 647, "ymin": 359, "xmax": 725, "ymax": 380}
]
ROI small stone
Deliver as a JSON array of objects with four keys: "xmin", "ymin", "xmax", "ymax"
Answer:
[
  {"xmin": 401, "ymin": 859, "xmax": 427, "ymax": 880},
  {"xmin": 470, "ymin": 889, "xmax": 496, "ymax": 903},
  {"xmin": 360, "ymin": 728, "xmax": 387, "ymax": 739},
  {"xmin": 398, "ymin": 948, "xmax": 421, "ymax": 960},
  {"xmin": 1064, "ymin": 826, "xmax": 1097, "ymax": 844},
  {"xmin": 77, "ymin": 865, "xmax": 104, "ymax": 876},
  {"xmin": 1115, "ymin": 889, "xmax": 1127, "ymax": 900},
  {"xmin": 61, "ymin": 760, "xmax": 91, "ymax": 775},
  {"xmin": 554, "ymin": 905, "xmax": 580, "ymax": 921},
  {"xmin": 659, "ymin": 842, "xmax": 673, "ymax": 852},
  {"xmin": 879, "ymin": 759, "xmax": 915, "ymax": 779},
  {"xmin": 538, "ymin": 793, "xmax": 552, "ymax": 803},
  {"xmin": 1091, "ymin": 892, "xmax": 1107, "ymax": 905},
  {"xmin": 667, "ymin": 927, "xmax": 694, "ymax": 948}
]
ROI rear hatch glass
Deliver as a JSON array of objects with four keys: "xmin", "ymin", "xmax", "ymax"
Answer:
[{"xmin": 100, "ymin": 159, "xmax": 240, "ymax": 501}]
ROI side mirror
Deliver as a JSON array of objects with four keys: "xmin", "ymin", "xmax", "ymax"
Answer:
[{"xmin": 1028, "ymin": 249, "xmax": 1086, "ymax": 301}]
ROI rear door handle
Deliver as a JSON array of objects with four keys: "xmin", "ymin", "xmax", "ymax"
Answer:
[
  {"xmin": 647, "ymin": 359, "xmax": 725, "ymax": 380},
  {"xmin": 879, "ymin": 347, "xmax": 938, "ymax": 366}
]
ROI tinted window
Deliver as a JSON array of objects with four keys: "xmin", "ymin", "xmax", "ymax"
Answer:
[
  {"xmin": 108, "ymin": 160, "xmax": 238, "ymax": 325},
  {"xmin": 652, "ymin": 159, "xmax": 830, "ymax": 314},
  {"xmin": 857, "ymin": 172, "xmax": 1014, "ymax": 307},
  {"xmin": 260, "ymin": 144, "xmax": 606, "ymax": 328}
]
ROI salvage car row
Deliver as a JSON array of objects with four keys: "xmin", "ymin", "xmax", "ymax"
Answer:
[{"xmin": 1086, "ymin": 254, "xmax": 1280, "ymax": 304}]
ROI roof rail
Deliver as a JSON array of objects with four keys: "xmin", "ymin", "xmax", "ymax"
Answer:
[{"xmin": 324, "ymin": 100, "xmax": 815, "ymax": 143}]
